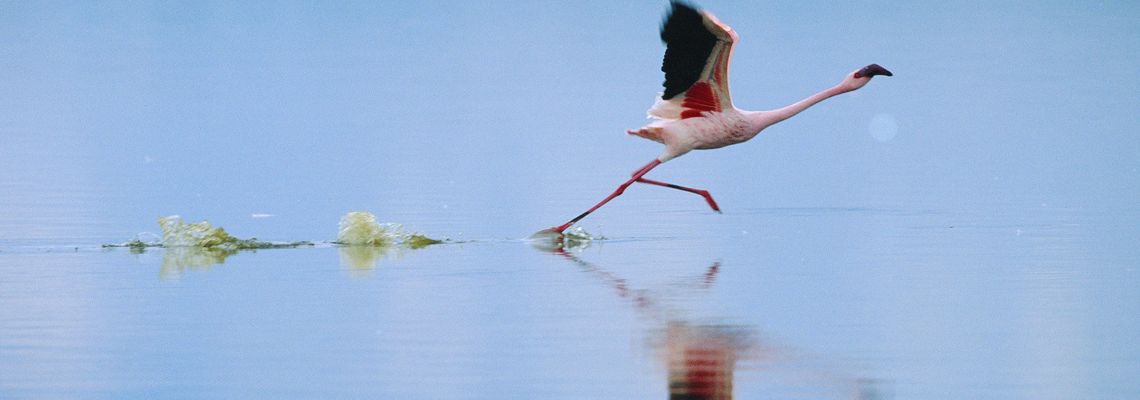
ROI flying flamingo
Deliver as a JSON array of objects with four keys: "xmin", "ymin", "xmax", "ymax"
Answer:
[{"xmin": 543, "ymin": 1, "xmax": 891, "ymax": 235}]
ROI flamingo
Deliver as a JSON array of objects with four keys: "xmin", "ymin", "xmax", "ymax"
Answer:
[{"xmin": 544, "ymin": 1, "xmax": 891, "ymax": 234}]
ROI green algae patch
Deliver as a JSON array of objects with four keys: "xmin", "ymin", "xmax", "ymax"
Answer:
[
  {"xmin": 104, "ymin": 216, "xmax": 313, "ymax": 253},
  {"xmin": 335, "ymin": 211, "xmax": 395, "ymax": 246},
  {"xmin": 157, "ymin": 216, "xmax": 313, "ymax": 250},
  {"xmin": 102, "ymin": 238, "xmax": 162, "ymax": 253},
  {"xmin": 405, "ymin": 234, "xmax": 444, "ymax": 249},
  {"xmin": 334, "ymin": 211, "xmax": 443, "ymax": 249},
  {"xmin": 334, "ymin": 211, "xmax": 445, "ymax": 272},
  {"xmin": 102, "ymin": 216, "xmax": 309, "ymax": 279},
  {"xmin": 158, "ymin": 215, "xmax": 238, "ymax": 248},
  {"xmin": 104, "ymin": 213, "xmax": 441, "ymax": 276}
]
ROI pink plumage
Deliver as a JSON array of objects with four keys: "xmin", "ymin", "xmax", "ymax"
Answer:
[{"xmin": 542, "ymin": 2, "xmax": 892, "ymax": 234}]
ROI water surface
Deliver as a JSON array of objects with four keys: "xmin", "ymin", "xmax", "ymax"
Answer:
[{"xmin": 2, "ymin": 1, "xmax": 1139, "ymax": 399}]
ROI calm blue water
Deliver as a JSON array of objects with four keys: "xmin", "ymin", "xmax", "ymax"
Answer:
[{"xmin": 2, "ymin": 1, "xmax": 1138, "ymax": 399}]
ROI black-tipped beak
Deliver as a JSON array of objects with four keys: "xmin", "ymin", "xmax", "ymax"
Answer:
[{"xmin": 854, "ymin": 64, "xmax": 893, "ymax": 78}]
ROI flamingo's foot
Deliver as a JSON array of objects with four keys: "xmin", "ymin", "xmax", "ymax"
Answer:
[
  {"xmin": 698, "ymin": 190, "xmax": 722, "ymax": 213},
  {"xmin": 531, "ymin": 224, "xmax": 571, "ymax": 242},
  {"xmin": 529, "ymin": 227, "xmax": 567, "ymax": 252}
]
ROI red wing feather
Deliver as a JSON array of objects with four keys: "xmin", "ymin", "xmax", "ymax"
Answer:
[{"xmin": 680, "ymin": 82, "xmax": 720, "ymax": 119}]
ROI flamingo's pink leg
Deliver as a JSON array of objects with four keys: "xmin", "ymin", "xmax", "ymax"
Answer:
[
  {"xmin": 551, "ymin": 159, "xmax": 662, "ymax": 233},
  {"xmin": 634, "ymin": 177, "xmax": 721, "ymax": 213}
]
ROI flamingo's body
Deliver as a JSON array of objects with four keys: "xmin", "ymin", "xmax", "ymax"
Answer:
[{"xmin": 544, "ymin": 1, "xmax": 891, "ymax": 234}]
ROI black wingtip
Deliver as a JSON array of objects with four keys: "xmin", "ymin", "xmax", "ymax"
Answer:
[
  {"xmin": 663, "ymin": 2, "xmax": 702, "ymax": 23},
  {"xmin": 659, "ymin": 0, "xmax": 718, "ymax": 100},
  {"xmin": 662, "ymin": 1, "xmax": 701, "ymax": 36}
]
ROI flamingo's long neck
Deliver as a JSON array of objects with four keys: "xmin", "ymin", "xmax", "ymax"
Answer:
[{"xmin": 745, "ymin": 85, "xmax": 849, "ymax": 133}]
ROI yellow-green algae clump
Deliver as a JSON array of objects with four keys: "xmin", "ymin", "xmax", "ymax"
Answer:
[
  {"xmin": 153, "ymin": 216, "xmax": 313, "ymax": 276},
  {"xmin": 335, "ymin": 211, "xmax": 442, "ymax": 248},
  {"xmin": 103, "ymin": 216, "xmax": 312, "ymax": 252},
  {"xmin": 101, "ymin": 213, "xmax": 441, "ymax": 277},
  {"xmin": 335, "ymin": 211, "xmax": 443, "ymax": 272},
  {"xmin": 97, "ymin": 216, "xmax": 312, "ymax": 279},
  {"xmin": 158, "ymin": 216, "xmax": 311, "ymax": 250}
]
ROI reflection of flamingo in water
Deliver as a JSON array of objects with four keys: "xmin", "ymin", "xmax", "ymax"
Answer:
[
  {"xmin": 544, "ymin": 1, "xmax": 892, "ymax": 234},
  {"xmin": 547, "ymin": 247, "xmax": 887, "ymax": 399},
  {"xmin": 551, "ymin": 249, "xmax": 743, "ymax": 399}
]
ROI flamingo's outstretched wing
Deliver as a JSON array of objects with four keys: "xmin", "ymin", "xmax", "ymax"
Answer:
[{"xmin": 649, "ymin": 1, "xmax": 738, "ymax": 120}]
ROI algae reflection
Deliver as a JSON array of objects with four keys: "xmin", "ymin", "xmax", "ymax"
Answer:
[{"xmin": 538, "ymin": 240, "xmax": 887, "ymax": 399}]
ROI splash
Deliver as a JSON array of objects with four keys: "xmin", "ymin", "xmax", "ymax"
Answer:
[
  {"xmin": 562, "ymin": 226, "xmax": 602, "ymax": 249},
  {"xmin": 335, "ymin": 211, "xmax": 442, "ymax": 248},
  {"xmin": 529, "ymin": 226, "xmax": 604, "ymax": 252}
]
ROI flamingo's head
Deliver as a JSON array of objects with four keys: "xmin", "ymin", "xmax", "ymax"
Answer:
[{"xmin": 840, "ymin": 64, "xmax": 893, "ymax": 92}]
